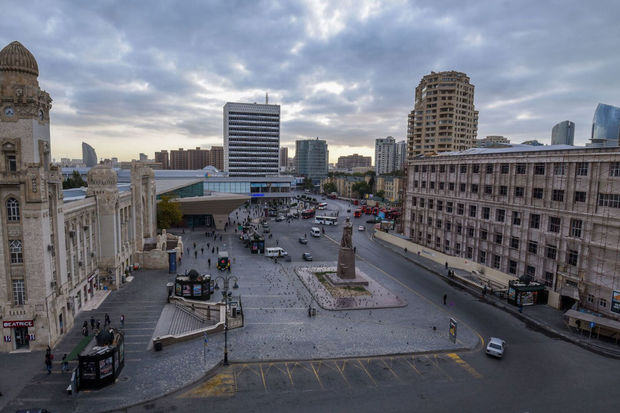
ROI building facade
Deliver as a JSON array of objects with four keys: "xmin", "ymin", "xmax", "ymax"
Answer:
[
  {"xmin": 407, "ymin": 71, "xmax": 478, "ymax": 158},
  {"xmin": 376, "ymin": 175, "xmax": 403, "ymax": 202},
  {"xmin": 476, "ymin": 135, "xmax": 510, "ymax": 147},
  {"xmin": 295, "ymin": 138, "xmax": 328, "ymax": 179},
  {"xmin": 280, "ymin": 147, "xmax": 288, "ymax": 168},
  {"xmin": 154, "ymin": 150, "xmax": 169, "ymax": 169},
  {"xmin": 209, "ymin": 146, "xmax": 224, "ymax": 171},
  {"xmin": 403, "ymin": 145, "xmax": 620, "ymax": 320},
  {"xmin": 320, "ymin": 175, "xmax": 367, "ymax": 199},
  {"xmin": 336, "ymin": 153, "xmax": 371, "ymax": 170},
  {"xmin": 395, "ymin": 140, "xmax": 407, "ymax": 172},
  {"xmin": 82, "ymin": 142, "xmax": 97, "ymax": 167},
  {"xmin": 0, "ymin": 41, "xmax": 157, "ymax": 352},
  {"xmin": 375, "ymin": 136, "xmax": 396, "ymax": 175},
  {"xmin": 551, "ymin": 121, "xmax": 575, "ymax": 146},
  {"xmin": 590, "ymin": 103, "xmax": 620, "ymax": 147},
  {"xmin": 223, "ymin": 102, "xmax": 280, "ymax": 176}
]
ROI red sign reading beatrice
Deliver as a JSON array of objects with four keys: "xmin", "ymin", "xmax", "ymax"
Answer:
[{"xmin": 3, "ymin": 320, "xmax": 34, "ymax": 328}]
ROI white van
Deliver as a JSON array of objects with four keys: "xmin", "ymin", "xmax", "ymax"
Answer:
[
  {"xmin": 265, "ymin": 247, "xmax": 288, "ymax": 257},
  {"xmin": 310, "ymin": 227, "xmax": 321, "ymax": 237}
]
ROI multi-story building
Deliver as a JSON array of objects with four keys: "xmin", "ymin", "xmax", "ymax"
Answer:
[
  {"xmin": 187, "ymin": 147, "xmax": 210, "ymax": 169},
  {"xmin": 407, "ymin": 71, "xmax": 478, "ymax": 158},
  {"xmin": 82, "ymin": 142, "xmax": 97, "ymax": 167},
  {"xmin": 0, "ymin": 41, "xmax": 157, "ymax": 352},
  {"xmin": 295, "ymin": 138, "xmax": 328, "ymax": 179},
  {"xmin": 476, "ymin": 136, "xmax": 511, "ymax": 147},
  {"xmin": 590, "ymin": 103, "xmax": 620, "ymax": 147},
  {"xmin": 403, "ymin": 144, "xmax": 620, "ymax": 320},
  {"xmin": 154, "ymin": 150, "xmax": 169, "ymax": 169},
  {"xmin": 336, "ymin": 153, "xmax": 372, "ymax": 170},
  {"xmin": 395, "ymin": 141, "xmax": 407, "ymax": 171},
  {"xmin": 320, "ymin": 175, "xmax": 368, "ymax": 199},
  {"xmin": 375, "ymin": 136, "xmax": 396, "ymax": 175},
  {"xmin": 551, "ymin": 121, "xmax": 575, "ymax": 146},
  {"xmin": 224, "ymin": 102, "xmax": 280, "ymax": 176},
  {"xmin": 209, "ymin": 146, "xmax": 224, "ymax": 171},
  {"xmin": 376, "ymin": 175, "xmax": 403, "ymax": 202},
  {"xmin": 139, "ymin": 153, "xmax": 148, "ymax": 161},
  {"xmin": 280, "ymin": 147, "xmax": 288, "ymax": 168},
  {"xmin": 170, "ymin": 148, "xmax": 188, "ymax": 170}
]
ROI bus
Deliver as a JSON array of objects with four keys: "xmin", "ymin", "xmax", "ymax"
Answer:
[
  {"xmin": 318, "ymin": 202, "xmax": 328, "ymax": 210},
  {"xmin": 301, "ymin": 209, "xmax": 315, "ymax": 219},
  {"xmin": 314, "ymin": 216, "xmax": 338, "ymax": 225},
  {"xmin": 353, "ymin": 209, "xmax": 362, "ymax": 218}
]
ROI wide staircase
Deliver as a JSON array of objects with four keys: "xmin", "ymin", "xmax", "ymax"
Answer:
[{"xmin": 167, "ymin": 303, "xmax": 216, "ymax": 335}]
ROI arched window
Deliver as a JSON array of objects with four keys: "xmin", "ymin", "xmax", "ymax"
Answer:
[
  {"xmin": 6, "ymin": 197, "xmax": 20, "ymax": 221},
  {"xmin": 9, "ymin": 239, "xmax": 23, "ymax": 263}
]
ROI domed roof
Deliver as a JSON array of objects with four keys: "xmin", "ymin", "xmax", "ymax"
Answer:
[{"xmin": 0, "ymin": 41, "xmax": 39, "ymax": 76}]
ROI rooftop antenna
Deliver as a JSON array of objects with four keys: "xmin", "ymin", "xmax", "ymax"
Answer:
[{"xmin": 266, "ymin": 92, "xmax": 269, "ymax": 104}]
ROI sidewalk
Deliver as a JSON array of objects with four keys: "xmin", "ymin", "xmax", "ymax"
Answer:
[{"xmin": 373, "ymin": 233, "xmax": 620, "ymax": 359}]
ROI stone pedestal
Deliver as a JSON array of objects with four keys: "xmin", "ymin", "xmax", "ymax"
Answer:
[{"xmin": 337, "ymin": 247, "xmax": 356, "ymax": 279}]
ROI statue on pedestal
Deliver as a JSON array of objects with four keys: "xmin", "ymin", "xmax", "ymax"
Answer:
[{"xmin": 337, "ymin": 217, "xmax": 356, "ymax": 279}]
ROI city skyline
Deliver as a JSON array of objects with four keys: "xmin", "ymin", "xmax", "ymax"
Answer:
[{"xmin": 1, "ymin": 1, "xmax": 619, "ymax": 162}]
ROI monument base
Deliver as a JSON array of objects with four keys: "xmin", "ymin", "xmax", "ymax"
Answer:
[
  {"xmin": 325, "ymin": 272, "xmax": 369, "ymax": 287},
  {"xmin": 337, "ymin": 248, "xmax": 356, "ymax": 279}
]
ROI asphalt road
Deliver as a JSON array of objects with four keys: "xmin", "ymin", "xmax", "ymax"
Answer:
[{"xmin": 114, "ymin": 195, "xmax": 620, "ymax": 413}]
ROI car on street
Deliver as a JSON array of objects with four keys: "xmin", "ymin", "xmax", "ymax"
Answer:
[
  {"xmin": 302, "ymin": 252, "xmax": 313, "ymax": 261},
  {"xmin": 299, "ymin": 237, "xmax": 308, "ymax": 244},
  {"xmin": 275, "ymin": 215, "xmax": 285, "ymax": 222},
  {"xmin": 347, "ymin": 209, "xmax": 351, "ymax": 213},
  {"xmin": 366, "ymin": 219, "xmax": 377, "ymax": 224},
  {"xmin": 486, "ymin": 337, "xmax": 506, "ymax": 358},
  {"xmin": 358, "ymin": 225, "xmax": 365, "ymax": 231}
]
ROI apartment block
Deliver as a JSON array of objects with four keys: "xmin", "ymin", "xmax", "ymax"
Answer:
[
  {"xmin": 403, "ymin": 145, "xmax": 620, "ymax": 320},
  {"xmin": 407, "ymin": 71, "xmax": 478, "ymax": 158},
  {"xmin": 154, "ymin": 150, "xmax": 169, "ymax": 169},
  {"xmin": 336, "ymin": 153, "xmax": 371, "ymax": 169}
]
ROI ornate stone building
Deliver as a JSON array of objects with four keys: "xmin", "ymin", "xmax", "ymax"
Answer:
[{"xmin": 0, "ymin": 41, "xmax": 156, "ymax": 352}]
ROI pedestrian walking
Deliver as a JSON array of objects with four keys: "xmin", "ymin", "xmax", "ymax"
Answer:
[
  {"xmin": 187, "ymin": 247, "xmax": 190, "ymax": 254},
  {"xmin": 61, "ymin": 354, "xmax": 69, "ymax": 373},
  {"xmin": 208, "ymin": 258, "xmax": 211, "ymax": 267},
  {"xmin": 96, "ymin": 320, "xmax": 101, "ymax": 330},
  {"xmin": 207, "ymin": 242, "xmax": 210, "ymax": 249},
  {"xmin": 193, "ymin": 242, "xmax": 196, "ymax": 249},
  {"xmin": 216, "ymin": 246, "xmax": 219, "ymax": 253},
  {"xmin": 212, "ymin": 247, "xmax": 215, "ymax": 254},
  {"xmin": 276, "ymin": 239, "xmax": 279, "ymax": 246},
  {"xmin": 443, "ymin": 294, "xmax": 447, "ymax": 305},
  {"xmin": 120, "ymin": 314, "xmax": 125, "ymax": 329},
  {"xmin": 201, "ymin": 247, "xmax": 204, "ymax": 255},
  {"xmin": 104, "ymin": 313, "xmax": 111, "ymax": 326},
  {"xmin": 194, "ymin": 250, "xmax": 198, "ymax": 259},
  {"xmin": 354, "ymin": 246, "xmax": 357, "ymax": 253},
  {"xmin": 90, "ymin": 316, "xmax": 95, "ymax": 330},
  {"xmin": 45, "ymin": 355, "xmax": 52, "ymax": 374},
  {"xmin": 82, "ymin": 325, "xmax": 88, "ymax": 336}
]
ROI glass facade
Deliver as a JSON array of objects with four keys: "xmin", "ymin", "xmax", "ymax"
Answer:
[
  {"xmin": 591, "ymin": 103, "xmax": 620, "ymax": 147},
  {"xmin": 296, "ymin": 139, "xmax": 328, "ymax": 179}
]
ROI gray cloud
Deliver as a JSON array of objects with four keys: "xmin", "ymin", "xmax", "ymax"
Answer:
[{"xmin": 1, "ymin": 0, "xmax": 619, "ymax": 160}]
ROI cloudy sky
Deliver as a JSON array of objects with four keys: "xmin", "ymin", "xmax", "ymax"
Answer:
[{"xmin": 2, "ymin": 0, "xmax": 619, "ymax": 163}]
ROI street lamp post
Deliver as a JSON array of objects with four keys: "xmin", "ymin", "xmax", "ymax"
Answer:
[{"xmin": 215, "ymin": 274, "xmax": 238, "ymax": 366}]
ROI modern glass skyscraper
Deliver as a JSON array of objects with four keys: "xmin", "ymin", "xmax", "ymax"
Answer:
[
  {"xmin": 590, "ymin": 103, "xmax": 620, "ymax": 147},
  {"xmin": 295, "ymin": 138, "xmax": 328, "ymax": 179},
  {"xmin": 82, "ymin": 142, "xmax": 97, "ymax": 167},
  {"xmin": 551, "ymin": 120, "xmax": 575, "ymax": 146}
]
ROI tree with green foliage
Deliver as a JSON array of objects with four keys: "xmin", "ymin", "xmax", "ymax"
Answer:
[
  {"xmin": 352, "ymin": 181, "xmax": 372, "ymax": 199},
  {"xmin": 62, "ymin": 170, "xmax": 88, "ymax": 189},
  {"xmin": 323, "ymin": 181, "xmax": 337, "ymax": 194},
  {"xmin": 375, "ymin": 190, "xmax": 385, "ymax": 199},
  {"xmin": 157, "ymin": 196, "xmax": 183, "ymax": 229},
  {"xmin": 303, "ymin": 177, "xmax": 314, "ymax": 190}
]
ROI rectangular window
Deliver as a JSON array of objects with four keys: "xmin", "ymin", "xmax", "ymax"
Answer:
[
  {"xmin": 509, "ymin": 260, "xmax": 517, "ymax": 274},
  {"xmin": 500, "ymin": 163, "xmax": 509, "ymax": 174},
  {"xmin": 493, "ymin": 254, "xmax": 501, "ymax": 269},
  {"xmin": 449, "ymin": 165, "xmax": 455, "ymax": 173},
  {"xmin": 457, "ymin": 224, "xmax": 462, "ymax": 234},
  {"xmin": 430, "ymin": 181, "xmax": 435, "ymax": 189},
  {"xmin": 435, "ymin": 236, "xmax": 441, "ymax": 249},
  {"xmin": 9, "ymin": 239, "xmax": 23, "ymax": 264},
  {"xmin": 576, "ymin": 162, "xmax": 589, "ymax": 176},
  {"xmin": 553, "ymin": 163, "xmax": 566, "ymax": 175},
  {"xmin": 512, "ymin": 211, "xmax": 521, "ymax": 226},
  {"xmin": 439, "ymin": 165, "xmax": 446, "ymax": 173},
  {"xmin": 516, "ymin": 163, "xmax": 526, "ymax": 174},
  {"xmin": 469, "ymin": 205, "xmax": 477, "ymax": 218},
  {"xmin": 495, "ymin": 209, "xmax": 505, "ymax": 222},
  {"xmin": 484, "ymin": 185, "xmax": 492, "ymax": 195},
  {"xmin": 544, "ymin": 272, "xmax": 554, "ymax": 287},
  {"xmin": 510, "ymin": 237, "xmax": 520, "ymax": 249},
  {"xmin": 457, "ymin": 203, "xmax": 464, "ymax": 215},
  {"xmin": 567, "ymin": 249, "xmax": 579, "ymax": 266},
  {"xmin": 444, "ymin": 239, "xmax": 450, "ymax": 251},
  {"xmin": 428, "ymin": 199, "xmax": 434, "ymax": 209},
  {"xmin": 546, "ymin": 244, "xmax": 557, "ymax": 260},
  {"xmin": 574, "ymin": 191, "xmax": 586, "ymax": 202},
  {"xmin": 599, "ymin": 298, "xmax": 607, "ymax": 308},
  {"xmin": 500, "ymin": 186, "xmax": 508, "ymax": 196},
  {"xmin": 427, "ymin": 217, "xmax": 433, "ymax": 226},
  {"xmin": 549, "ymin": 217, "xmax": 561, "ymax": 233},
  {"xmin": 467, "ymin": 227, "xmax": 475, "ymax": 237},
  {"xmin": 439, "ymin": 182, "xmax": 445, "ymax": 190},
  {"xmin": 455, "ymin": 243, "xmax": 461, "ymax": 254},
  {"xmin": 514, "ymin": 187, "xmax": 524, "ymax": 197},
  {"xmin": 532, "ymin": 188, "xmax": 543, "ymax": 199},
  {"xmin": 495, "ymin": 232, "xmax": 503, "ymax": 245},
  {"xmin": 445, "ymin": 221, "xmax": 452, "ymax": 231},
  {"xmin": 414, "ymin": 181, "xmax": 419, "ymax": 188},
  {"xmin": 528, "ymin": 240, "xmax": 538, "ymax": 254},
  {"xmin": 534, "ymin": 163, "xmax": 545, "ymax": 175},
  {"xmin": 412, "ymin": 197, "xmax": 417, "ymax": 207},
  {"xmin": 459, "ymin": 183, "xmax": 466, "ymax": 192},
  {"xmin": 448, "ymin": 182, "xmax": 455, "ymax": 191},
  {"xmin": 421, "ymin": 181, "xmax": 427, "ymax": 188},
  {"xmin": 486, "ymin": 163, "xmax": 494, "ymax": 174},
  {"xmin": 437, "ymin": 200, "xmax": 443, "ymax": 211},
  {"xmin": 472, "ymin": 164, "xmax": 480, "ymax": 173},
  {"xmin": 570, "ymin": 219, "xmax": 583, "ymax": 238},
  {"xmin": 611, "ymin": 162, "xmax": 620, "ymax": 177},
  {"xmin": 552, "ymin": 189, "xmax": 565, "ymax": 202},
  {"xmin": 414, "ymin": 165, "xmax": 419, "ymax": 172},
  {"xmin": 460, "ymin": 164, "xmax": 467, "ymax": 173},
  {"xmin": 7, "ymin": 155, "xmax": 17, "ymax": 172},
  {"xmin": 422, "ymin": 165, "xmax": 427, "ymax": 173},
  {"xmin": 431, "ymin": 165, "xmax": 436, "ymax": 173},
  {"xmin": 526, "ymin": 265, "xmax": 536, "ymax": 277},
  {"xmin": 482, "ymin": 207, "xmax": 490, "ymax": 219},
  {"xmin": 480, "ymin": 229, "xmax": 488, "ymax": 240},
  {"xmin": 466, "ymin": 247, "xmax": 473, "ymax": 259},
  {"xmin": 530, "ymin": 214, "xmax": 540, "ymax": 229},
  {"xmin": 471, "ymin": 184, "xmax": 478, "ymax": 193},
  {"xmin": 598, "ymin": 193, "xmax": 620, "ymax": 208},
  {"xmin": 436, "ymin": 219, "xmax": 442, "ymax": 229},
  {"xmin": 478, "ymin": 250, "xmax": 486, "ymax": 264},
  {"xmin": 419, "ymin": 198, "xmax": 425, "ymax": 208},
  {"xmin": 12, "ymin": 279, "xmax": 25, "ymax": 305},
  {"xmin": 446, "ymin": 202, "xmax": 453, "ymax": 213}
]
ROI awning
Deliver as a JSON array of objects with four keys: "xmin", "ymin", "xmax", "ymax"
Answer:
[{"xmin": 564, "ymin": 309, "xmax": 620, "ymax": 332}]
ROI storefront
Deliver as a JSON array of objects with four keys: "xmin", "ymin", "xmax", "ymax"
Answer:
[
  {"xmin": 174, "ymin": 270, "xmax": 213, "ymax": 301},
  {"xmin": 3, "ymin": 320, "xmax": 34, "ymax": 350},
  {"xmin": 78, "ymin": 329, "xmax": 125, "ymax": 390},
  {"xmin": 507, "ymin": 281, "xmax": 548, "ymax": 306}
]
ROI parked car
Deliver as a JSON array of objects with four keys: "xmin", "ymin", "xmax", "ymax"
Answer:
[
  {"xmin": 486, "ymin": 337, "xmax": 506, "ymax": 358},
  {"xmin": 358, "ymin": 225, "xmax": 365, "ymax": 231},
  {"xmin": 275, "ymin": 215, "xmax": 285, "ymax": 222},
  {"xmin": 299, "ymin": 237, "xmax": 308, "ymax": 244},
  {"xmin": 302, "ymin": 252, "xmax": 313, "ymax": 261}
]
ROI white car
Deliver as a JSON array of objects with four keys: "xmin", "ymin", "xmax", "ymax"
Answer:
[
  {"xmin": 486, "ymin": 337, "xmax": 506, "ymax": 358},
  {"xmin": 358, "ymin": 225, "xmax": 365, "ymax": 231}
]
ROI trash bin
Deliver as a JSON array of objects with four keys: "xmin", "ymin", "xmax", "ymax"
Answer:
[{"xmin": 154, "ymin": 340, "xmax": 163, "ymax": 351}]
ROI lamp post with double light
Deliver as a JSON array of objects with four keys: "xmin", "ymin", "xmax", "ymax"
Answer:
[{"xmin": 214, "ymin": 274, "xmax": 238, "ymax": 365}]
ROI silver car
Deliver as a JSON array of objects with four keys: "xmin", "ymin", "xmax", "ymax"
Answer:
[{"xmin": 486, "ymin": 337, "xmax": 506, "ymax": 358}]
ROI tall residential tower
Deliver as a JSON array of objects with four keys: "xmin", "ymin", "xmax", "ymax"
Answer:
[{"xmin": 551, "ymin": 121, "xmax": 575, "ymax": 146}]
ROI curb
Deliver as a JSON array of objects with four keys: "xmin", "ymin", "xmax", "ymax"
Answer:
[{"xmin": 373, "ymin": 236, "xmax": 620, "ymax": 359}]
